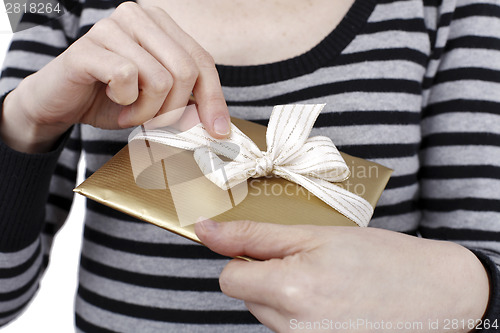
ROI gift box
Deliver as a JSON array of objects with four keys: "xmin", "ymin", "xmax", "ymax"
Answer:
[{"xmin": 74, "ymin": 105, "xmax": 392, "ymax": 247}]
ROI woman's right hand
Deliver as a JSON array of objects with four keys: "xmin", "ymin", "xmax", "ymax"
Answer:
[{"xmin": 0, "ymin": 1, "xmax": 230, "ymax": 153}]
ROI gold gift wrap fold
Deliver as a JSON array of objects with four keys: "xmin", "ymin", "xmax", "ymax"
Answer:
[{"xmin": 74, "ymin": 113, "xmax": 392, "ymax": 245}]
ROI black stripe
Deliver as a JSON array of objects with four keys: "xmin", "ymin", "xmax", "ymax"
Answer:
[
  {"xmin": 420, "ymin": 226, "xmax": 500, "ymax": 242},
  {"xmin": 47, "ymin": 193, "xmax": 73, "ymax": 212},
  {"xmin": 9, "ymin": 40, "xmax": 65, "ymax": 57},
  {"xmin": 80, "ymin": 255, "xmax": 221, "ymax": 292},
  {"xmin": 385, "ymin": 174, "xmax": 418, "ymax": 190},
  {"xmin": 421, "ymin": 198, "xmax": 500, "ymax": 212},
  {"xmin": 315, "ymin": 110, "xmax": 421, "ymax": 127},
  {"xmin": 433, "ymin": 68, "xmax": 500, "ymax": 85},
  {"xmin": 82, "ymin": 140, "xmax": 126, "ymax": 155},
  {"xmin": 59, "ymin": 0, "xmax": 83, "ymax": 16},
  {"xmin": 373, "ymin": 200, "xmax": 419, "ymax": 218},
  {"xmin": 446, "ymin": 36, "xmax": 500, "ymax": 52},
  {"xmin": 0, "ymin": 298, "xmax": 32, "ymax": 320},
  {"xmin": 0, "ymin": 242, "xmax": 41, "ymax": 278},
  {"xmin": 75, "ymin": 314, "xmax": 119, "ymax": 333},
  {"xmin": 84, "ymin": 0, "xmax": 124, "ymax": 10},
  {"xmin": 0, "ymin": 264, "xmax": 42, "ymax": 302},
  {"xmin": 454, "ymin": 3, "xmax": 500, "ymax": 20},
  {"xmin": 423, "ymin": 99, "xmax": 500, "ymax": 117},
  {"xmin": 86, "ymin": 199, "xmax": 145, "ymax": 223},
  {"xmin": 83, "ymin": 225, "xmax": 227, "ymax": 260},
  {"xmin": 226, "ymin": 79, "xmax": 422, "ymax": 106},
  {"xmin": 19, "ymin": 12, "xmax": 65, "ymax": 31},
  {"xmin": 423, "ymin": 0, "xmax": 443, "ymax": 7},
  {"xmin": 419, "ymin": 165, "xmax": 500, "ymax": 180},
  {"xmin": 335, "ymin": 48, "xmax": 428, "ymax": 68},
  {"xmin": 65, "ymin": 137, "xmax": 82, "ymax": 152},
  {"xmin": 77, "ymin": 285, "xmax": 259, "ymax": 324},
  {"xmin": 54, "ymin": 163, "xmax": 78, "ymax": 182},
  {"xmin": 0, "ymin": 67, "xmax": 35, "ymax": 80},
  {"xmin": 421, "ymin": 133, "xmax": 500, "ymax": 149},
  {"xmin": 363, "ymin": 18, "xmax": 426, "ymax": 34},
  {"xmin": 339, "ymin": 143, "xmax": 419, "ymax": 159}
]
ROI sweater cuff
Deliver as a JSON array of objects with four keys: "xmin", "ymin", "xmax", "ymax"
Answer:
[
  {"xmin": 0, "ymin": 92, "xmax": 71, "ymax": 252},
  {"xmin": 469, "ymin": 249, "xmax": 500, "ymax": 332}
]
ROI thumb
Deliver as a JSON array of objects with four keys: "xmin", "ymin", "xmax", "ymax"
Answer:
[{"xmin": 194, "ymin": 218, "xmax": 317, "ymax": 260}]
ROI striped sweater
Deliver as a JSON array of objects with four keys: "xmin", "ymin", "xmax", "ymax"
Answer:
[{"xmin": 1, "ymin": 0, "xmax": 500, "ymax": 331}]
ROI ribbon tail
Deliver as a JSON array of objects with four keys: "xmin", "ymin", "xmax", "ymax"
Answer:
[{"xmin": 276, "ymin": 168, "xmax": 374, "ymax": 227}]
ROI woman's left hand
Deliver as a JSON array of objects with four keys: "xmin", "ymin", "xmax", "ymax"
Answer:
[{"xmin": 195, "ymin": 219, "xmax": 490, "ymax": 332}]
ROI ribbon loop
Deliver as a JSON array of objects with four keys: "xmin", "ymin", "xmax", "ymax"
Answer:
[{"xmin": 130, "ymin": 104, "xmax": 374, "ymax": 227}]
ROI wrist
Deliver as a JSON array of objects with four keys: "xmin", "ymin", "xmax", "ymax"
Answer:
[
  {"xmin": 0, "ymin": 82, "xmax": 68, "ymax": 153},
  {"xmin": 429, "ymin": 241, "xmax": 490, "ymax": 332}
]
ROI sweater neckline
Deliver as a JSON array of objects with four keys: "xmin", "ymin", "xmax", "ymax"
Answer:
[{"xmin": 216, "ymin": 0, "xmax": 376, "ymax": 87}]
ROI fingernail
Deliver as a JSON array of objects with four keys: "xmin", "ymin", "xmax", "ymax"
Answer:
[
  {"xmin": 196, "ymin": 217, "xmax": 218, "ymax": 232},
  {"xmin": 213, "ymin": 117, "xmax": 230, "ymax": 136}
]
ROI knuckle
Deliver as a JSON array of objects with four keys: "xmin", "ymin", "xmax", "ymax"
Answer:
[
  {"xmin": 111, "ymin": 63, "xmax": 138, "ymax": 83},
  {"xmin": 218, "ymin": 266, "xmax": 234, "ymax": 295},
  {"xmin": 277, "ymin": 277, "xmax": 304, "ymax": 314},
  {"xmin": 89, "ymin": 18, "xmax": 115, "ymax": 37},
  {"xmin": 173, "ymin": 58, "xmax": 198, "ymax": 84},
  {"xmin": 191, "ymin": 47, "xmax": 215, "ymax": 69},
  {"xmin": 114, "ymin": 1, "xmax": 139, "ymax": 16},
  {"xmin": 149, "ymin": 71, "xmax": 173, "ymax": 95}
]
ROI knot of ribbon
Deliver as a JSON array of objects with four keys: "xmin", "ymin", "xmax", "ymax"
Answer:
[
  {"xmin": 130, "ymin": 104, "xmax": 374, "ymax": 227},
  {"xmin": 254, "ymin": 155, "xmax": 274, "ymax": 178}
]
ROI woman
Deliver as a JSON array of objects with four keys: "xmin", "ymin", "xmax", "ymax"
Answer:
[{"xmin": 1, "ymin": 0, "xmax": 499, "ymax": 331}]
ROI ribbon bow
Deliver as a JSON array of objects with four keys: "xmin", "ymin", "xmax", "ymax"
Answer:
[{"xmin": 131, "ymin": 104, "xmax": 373, "ymax": 227}]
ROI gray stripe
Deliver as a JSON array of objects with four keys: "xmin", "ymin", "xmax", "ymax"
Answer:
[
  {"xmin": 344, "ymin": 31, "xmax": 429, "ymax": 54},
  {"xmin": 79, "ymin": 267, "xmax": 245, "ymax": 311},
  {"xmin": 81, "ymin": 239, "xmax": 229, "ymax": 278},
  {"xmin": 370, "ymin": 212, "xmax": 420, "ymax": 232},
  {"xmin": 421, "ymin": 211, "xmax": 500, "ymax": 231},
  {"xmin": 0, "ymin": 240, "xmax": 39, "ymax": 268},
  {"xmin": 85, "ymin": 210, "xmax": 195, "ymax": 245},
  {"xmin": 449, "ymin": 16, "xmax": 500, "ymax": 40},
  {"xmin": 440, "ymin": 49, "xmax": 500, "ymax": 71},
  {"xmin": 379, "ymin": 184, "xmax": 419, "ymax": 206},
  {"xmin": 0, "ymin": 281, "xmax": 38, "ymax": 312},
  {"xmin": 223, "ymin": 61, "xmax": 425, "ymax": 102},
  {"xmin": 422, "ymin": 113, "xmax": 500, "ymax": 136},
  {"xmin": 311, "ymin": 125, "xmax": 420, "ymax": 146},
  {"xmin": 421, "ymin": 146, "xmax": 500, "ymax": 166},
  {"xmin": 75, "ymin": 296, "xmax": 271, "ymax": 333},
  {"xmin": 370, "ymin": 0, "xmax": 423, "ymax": 22},
  {"xmin": 422, "ymin": 179, "xmax": 500, "ymax": 200},
  {"xmin": 0, "ymin": 253, "xmax": 42, "ymax": 293}
]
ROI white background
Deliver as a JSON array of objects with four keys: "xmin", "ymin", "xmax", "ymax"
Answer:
[{"xmin": 1, "ymin": 8, "xmax": 85, "ymax": 332}]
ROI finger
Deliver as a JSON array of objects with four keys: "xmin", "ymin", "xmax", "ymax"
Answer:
[
  {"xmin": 218, "ymin": 258, "xmax": 283, "ymax": 306},
  {"xmin": 87, "ymin": 18, "xmax": 173, "ymax": 127},
  {"xmin": 195, "ymin": 219, "xmax": 318, "ymax": 260},
  {"xmin": 143, "ymin": 6, "xmax": 230, "ymax": 139},
  {"xmin": 245, "ymin": 301, "xmax": 286, "ymax": 332},
  {"xmin": 110, "ymin": 3, "xmax": 195, "ymax": 119},
  {"xmin": 63, "ymin": 38, "xmax": 139, "ymax": 106}
]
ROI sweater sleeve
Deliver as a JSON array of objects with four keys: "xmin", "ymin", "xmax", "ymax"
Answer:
[
  {"xmin": 419, "ymin": 0, "xmax": 500, "ymax": 327},
  {"xmin": 0, "ymin": 2, "xmax": 82, "ymax": 326}
]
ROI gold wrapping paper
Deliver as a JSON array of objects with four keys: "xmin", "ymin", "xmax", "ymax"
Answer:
[{"xmin": 74, "ymin": 118, "xmax": 392, "ymax": 245}]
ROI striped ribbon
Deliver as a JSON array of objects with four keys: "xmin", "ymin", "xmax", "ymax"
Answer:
[{"xmin": 131, "ymin": 104, "xmax": 374, "ymax": 227}]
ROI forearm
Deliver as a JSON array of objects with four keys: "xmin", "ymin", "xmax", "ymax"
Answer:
[
  {"xmin": 0, "ymin": 79, "xmax": 69, "ymax": 154},
  {"xmin": 0, "ymin": 93, "xmax": 69, "ymax": 250},
  {"xmin": 426, "ymin": 240, "xmax": 491, "ymax": 331}
]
